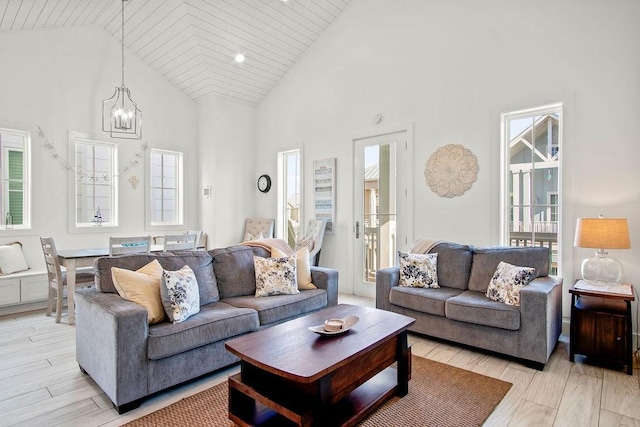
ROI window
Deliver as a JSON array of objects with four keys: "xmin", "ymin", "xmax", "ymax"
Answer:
[
  {"xmin": 73, "ymin": 136, "xmax": 117, "ymax": 227},
  {"xmin": 149, "ymin": 149, "xmax": 183, "ymax": 226},
  {"xmin": 0, "ymin": 128, "xmax": 30, "ymax": 229},
  {"xmin": 277, "ymin": 150, "xmax": 302, "ymax": 247},
  {"xmin": 501, "ymin": 103, "xmax": 562, "ymax": 275}
]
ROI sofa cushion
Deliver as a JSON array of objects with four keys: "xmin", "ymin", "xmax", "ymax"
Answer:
[
  {"xmin": 486, "ymin": 261, "xmax": 535, "ymax": 306},
  {"xmin": 398, "ymin": 252, "xmax": 439, "ymax": 288},
  {"xmin": 254, "ymin": 255, "xmax": 299, "ymax": 297},
  {"xmin": 160, "ymin": 265, "xmax": 200, "ymax": 323},
  {"xmin": 389, "ymin": 286, "xmax": 464, "ymax": 317},
  {"xmin": 468, "ymin": 246, "xmax": 549, "ymax": 293},
  {"xmin": 111, "ymin": 260, "xmax": 166, "ymax": 324},
  {"xmin": 210, "ymin": 245, "xmax": 257, "ymax": 298},
  {"xmin": 147, "ymin": 302, "xmax": 259, "ymax": 360},
  {"xmin": 445, "ymin": 290, "xmax": 520, "ymax": 330},
  {"xmin": 428, "ymin": 242, "xmax": 473, "ymax": 290},
  {"xmin": 94, "ymin": 252, "xmax": 220, "ymax": 305},
  {"xmin": 272, "ymin": 247, "xmax": 316, "ymax": 290},
  {"xmin": 222, "ymin": 289, "xmax": 327, "ymax": 326}
]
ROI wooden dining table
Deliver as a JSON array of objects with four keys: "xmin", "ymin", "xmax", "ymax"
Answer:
[{"xmin": 57, "ymin": 245, "xmax": 163, "ymax": 325}]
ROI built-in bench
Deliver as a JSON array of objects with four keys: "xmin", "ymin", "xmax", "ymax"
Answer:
[
  {"xmin": 0, "ymin": 235, "xmax": 49, "ymax": 316},
  {"xmin": 0, "ymin": 269, "xmax": 49, "ymax": 315}
]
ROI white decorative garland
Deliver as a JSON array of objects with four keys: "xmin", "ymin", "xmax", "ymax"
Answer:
[{"xmin": 37, "ymin": 126, "xmax": 148, "ymax": 184}]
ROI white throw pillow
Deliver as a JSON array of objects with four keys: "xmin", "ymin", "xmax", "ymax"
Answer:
[
  {"xmin": 398, "ymin": 251, "xmax": 439, "ymax": 288},
  {"xmin": 486, "ymin": 261, "xmax": 535, "ymax": 306},
  {"xmin": 243, "ymin": 231, "xmax": 264, "ymax": 242},
  {"xmin": 160, "ymin": 265, "xmax": 200, "ymax": 323},
  {"xmin": 0, "ymin": 242, "xmax": 29, "ymax": 275},
  {"xmin": 254, "ymin": 255, "xmax": 299, "ymax": 297}
]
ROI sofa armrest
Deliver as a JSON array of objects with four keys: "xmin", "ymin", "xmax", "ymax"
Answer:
[
  {"xmin": 310, "ymin": 266, "xmax": 339, "ymax": 307},
  {"xmin": 518, "ymin": 276, "xmax": 563, "ymax": 364},
  {"xmin": 376, "ymin": 266, "xmax": 400, "ymax": 312},
  {"xmin": 74, "ymin": 288, "xmax": 150, "ymax": 410}
]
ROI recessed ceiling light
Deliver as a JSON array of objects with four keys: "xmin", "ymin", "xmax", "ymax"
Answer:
[{"xmin": 235, "ymin": 53, "xmax": 245, "ymax": 63}]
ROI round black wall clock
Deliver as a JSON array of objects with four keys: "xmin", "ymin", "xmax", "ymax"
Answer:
[{"xmin": 257, "ymin": 174, "xmax": 271, "ymax": 193}]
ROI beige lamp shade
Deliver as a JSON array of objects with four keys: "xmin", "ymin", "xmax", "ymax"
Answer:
[{"xmin": 574, "ymin": 218, "xmax": 631, "ymax": 249}]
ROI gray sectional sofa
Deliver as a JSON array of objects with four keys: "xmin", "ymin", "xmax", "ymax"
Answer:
[
  {"xmin": 376, "ymin": 242, "xmax": 562, "ymax": 368},
  {"xmin": 74, "ymin": 244, "xmax": 338, "ymax": 413}
]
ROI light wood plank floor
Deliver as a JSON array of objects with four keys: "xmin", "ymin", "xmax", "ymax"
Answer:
[{"xmin": 1, "ymin": 294, "xmax": 639, "ymax": 426}]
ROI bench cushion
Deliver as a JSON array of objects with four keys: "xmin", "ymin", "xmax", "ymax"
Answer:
[
  {"xmin": 445, "ymin": 290, "xmax": 520, "ymax": 330},
  {"xmin": 147, "ymin": 302, "xmax": 258, "ymax": 360},
  {"xmin": 389, "ymin": 286, "xmax": 464, "ymax": 316},
  {"xmin": 222, "ymin": 289, "xmax": 327, "ymax": 326}
]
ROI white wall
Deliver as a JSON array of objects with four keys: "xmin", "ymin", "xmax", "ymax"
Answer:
[
  {"xmin": 255, "ymin": 0, "xmax": 640, "ymax": 320},
  {"xmin": 0, "ymin": 26, "xmax": 199, "ymax": 269},
  {"xmin": 197, "ymin": 94, "xmax": 256, "ymax": 248}
]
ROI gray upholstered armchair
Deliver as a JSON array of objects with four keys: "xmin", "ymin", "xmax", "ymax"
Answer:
[
  {"xmin": 242, "ymin": 218, "xmax": 275, "ymax": 242},
  {"xmin": 297, "ymin": 219, "xmax": 327, "ymax": 266}
]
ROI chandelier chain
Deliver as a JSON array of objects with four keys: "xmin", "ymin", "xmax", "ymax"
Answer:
[{"xmin": 121, "ymin": 0, "xmax": 125, "ymax": 87}]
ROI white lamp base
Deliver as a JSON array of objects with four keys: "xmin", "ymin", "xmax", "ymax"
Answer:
[{"xmin": 581, "ymin": 250, "xmax": 623, "ymax": 284}]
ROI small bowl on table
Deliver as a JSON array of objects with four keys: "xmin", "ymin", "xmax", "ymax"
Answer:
[{"xmin": 324, "ymin": 318, "xmax": 345, "ymax": 332}]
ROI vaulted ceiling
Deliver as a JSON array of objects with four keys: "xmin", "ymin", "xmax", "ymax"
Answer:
[{"xmin": 0, "ymin": 0, "xmax": 352, "ymax": 103}]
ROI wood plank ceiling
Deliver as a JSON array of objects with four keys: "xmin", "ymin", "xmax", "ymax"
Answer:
[{"xmin": 0, "ymin": 0, "xmax": 352, "ymax": 103}]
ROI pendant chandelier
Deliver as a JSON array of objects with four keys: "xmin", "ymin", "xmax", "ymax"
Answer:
[{"xmin": 102, "ymin": 0, "xmax": 142, "ymax": 139}]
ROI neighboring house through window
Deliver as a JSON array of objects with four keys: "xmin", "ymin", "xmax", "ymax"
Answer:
[
  {"xmin": 277, "ymin": 149, "xmax": 302, "ymax": 247},
  {"xmin": 0, "ymin": 127, "xmax": 30, "ymax": 229},
  {"xmin": 149, "ymin": 149, "xmax": 183, "ymax": 226},
  {"xmin": 501, "ymin": 103, "xmax": 562, "ymax": 275}
]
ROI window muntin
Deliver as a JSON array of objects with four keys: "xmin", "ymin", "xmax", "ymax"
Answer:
[
  {"xmin": 0, "ymin": 128, "xmax": 30, "ymax": 229},
  {"xmin": 149, "ymin": 149, "xmax": 183, "ymax": 226},
  {"xmin": 501, "ymin": 104, "xmax": 562, "ymax": 275},
  {"xmin": 74, "ymin": 138, "xmax": 117, "ymax": 227}
]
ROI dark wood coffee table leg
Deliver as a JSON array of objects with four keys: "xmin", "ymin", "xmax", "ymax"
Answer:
[{"xmin": 396, "ymin": 331, "xmax": 410, "ymax": 396}]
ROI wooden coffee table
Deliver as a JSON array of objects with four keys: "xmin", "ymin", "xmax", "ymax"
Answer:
[{"xmin": 225, "ymin": 304, "xmax": 415, "ymax": 426}]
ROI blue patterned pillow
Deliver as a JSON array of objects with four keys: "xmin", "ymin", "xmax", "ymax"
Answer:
[
  {"xmin": 486, "ymin": 261, "xmax": 535, "ymax": 306},
  {"xmin": 160, "ymin": 265, "xmax": 200, "ymax": 323},
  {"xmin": 254, "ymin": 256, "xmax": 299, "ymax": 297},
  {"xmin": 398, "ymin": 251, "xmax": 439, "ymax": 288}
]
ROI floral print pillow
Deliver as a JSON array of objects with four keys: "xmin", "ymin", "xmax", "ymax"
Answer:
[
  {"xmin": 398, "ymin": 252, "xmax": 439, "ymax": 288},
  {"xmin": 254, "ymin": 256, "xmax": 299, "ymax": 297},
  {"xmin": 160, "ymin": 265, "xmax": 200, "ymax": 323},
  {"xmin": 486, "ymin": 261, "xmax": 535, "ymax": 306}
]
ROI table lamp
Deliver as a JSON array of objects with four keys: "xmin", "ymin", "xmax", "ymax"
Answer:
[{"xmin": 574, "ymin": 216, "xmax": 631, "ymax": 284}]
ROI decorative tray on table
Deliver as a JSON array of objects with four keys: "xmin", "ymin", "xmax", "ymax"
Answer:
[{"xmin": 308, "ymin": 315, "xmax": 359, "ymax": 336}]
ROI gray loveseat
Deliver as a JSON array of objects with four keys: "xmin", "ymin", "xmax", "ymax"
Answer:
[
  {"xmin": 376, "ymin": 242, "xmax": 562, "ymax": 368},
  {"xmin": 75, "ymin": 244, "xmax": 338, "ymax": 413}
]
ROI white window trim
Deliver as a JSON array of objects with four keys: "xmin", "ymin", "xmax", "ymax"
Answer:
[
  {"xmin": 0, "ymin": 127, "xmax": 31, "ymax": 231},
  {"xmin": 276, "ymin": 149, "xmax": 303, "ymax": 241},
  {"xmin": 500, "ymin": 102, "xmax": 563, "ymax": 274},
  {"xmin": 145, "ymin": 148, "xmax": 185, "ymax": 230},
  {"xmin": 67, "ymin": 131, "xmax": 119, "ymax": 233}
]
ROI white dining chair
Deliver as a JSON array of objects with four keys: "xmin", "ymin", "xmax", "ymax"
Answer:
[
  {"xmin": 40, "ymin": 237, "xmax": 95, "ymax": 323},
  {"xmin": 163, "ymin": 233, "xmax": 198, "ymax": 252},
  {"xmin": 109, "ymin": 236, "xmax": 152, "ymax": 256}
]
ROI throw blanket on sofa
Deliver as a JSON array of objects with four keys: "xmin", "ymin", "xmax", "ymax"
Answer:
[
  {"xmin": 241, "ymin": 238, "xmax": 294, "ymax": 256},
  {"xmin": 409, "ymin": 238, "xmax": 446, "ymax": 254}
]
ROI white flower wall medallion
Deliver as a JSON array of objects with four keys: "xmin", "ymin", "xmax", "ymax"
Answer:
[{"xmin": 424, "ymin": 144, "xmax": 479, "ymax": 198}]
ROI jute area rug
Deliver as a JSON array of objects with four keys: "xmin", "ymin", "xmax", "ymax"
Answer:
[{"xmin": 125, "ymin": 356, "xmax": 511, "ymax": 427}]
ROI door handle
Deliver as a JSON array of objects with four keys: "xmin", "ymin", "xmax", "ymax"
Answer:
[{"xmin": 355, "ymin": 221, "xmax": 360, "ymax": 239}]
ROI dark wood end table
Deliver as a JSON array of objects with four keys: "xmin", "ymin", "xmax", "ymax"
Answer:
[
  {"xmin": 569, "ymin": 281, "xmax": 635, "ymax": 375},
  {"xmin": 225, "ymin": 304, "xmax": 415, "ymax": 426}
]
